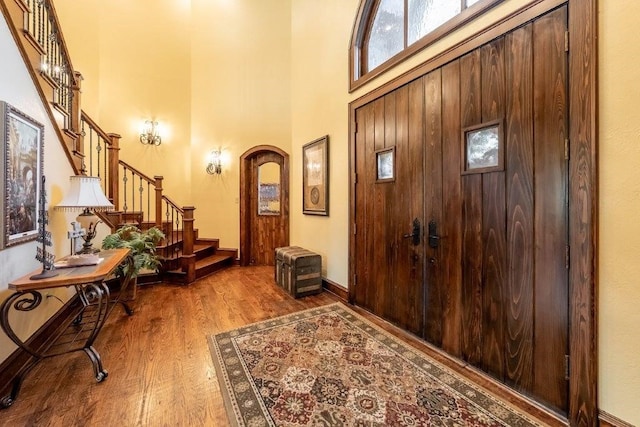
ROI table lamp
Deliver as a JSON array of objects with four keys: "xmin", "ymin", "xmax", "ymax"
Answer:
[{"xmin": 55, "ymin": 176, "xmax": 114, "ymax": 254}]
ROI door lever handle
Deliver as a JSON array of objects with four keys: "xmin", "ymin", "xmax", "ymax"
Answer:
[
  {"xmin": 428, "ymin": 220, "xmax": 440, "ymax": 249},
  {"xmin": 403, "ymin": 218, "xmax": 421, "ymax": 246}
]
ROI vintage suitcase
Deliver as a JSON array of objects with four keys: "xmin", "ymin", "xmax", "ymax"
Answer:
[
  {"xmin": 274, "ymin": 246, "xmax": 322, "ymax": 298},
  {"xmin": 275, "ymin": 245, "xmax": 302, "ymax": 285}
]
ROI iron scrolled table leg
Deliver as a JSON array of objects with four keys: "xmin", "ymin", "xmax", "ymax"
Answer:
[
  {"xmin": 0, "ymin": 291, "xmax": 45, "ymax": 408},
  {"xmin": 83, "ymin": 346, "xmax": 108, "ymax": 382}
]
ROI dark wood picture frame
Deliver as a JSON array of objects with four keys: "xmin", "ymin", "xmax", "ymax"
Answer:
[
  {"xmin": 302, "ymin": 135, "xmax": 329, "ymax": 216},
  {"xmin": 1, "ymin": 101, "xmax": 44, "ymax": 249},
  {"xmin": 375, "ymin": 146, "xmax": 395, "ymax": 182},
  {"xmin": 461, "ymin": 119, "xmax": 504, "ymax": 175}
]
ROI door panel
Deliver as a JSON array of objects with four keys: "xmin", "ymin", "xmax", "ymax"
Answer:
[
  {"xmin": 460, "ymin": 49, "xmax": 484, "ymax": 367},
  {"xmin": 352, "ymin": 5, "xmax": 568, "ymax": 414},
  {"xmin": 440, "ymin": 60, "xmax": 463, "ymax": 358},
  {"xmin": 505, "ymin": 22, "xmax": 535, "ymax": 394},
  {"xmin": 240, "ymin": 146, "xmax": 289, "ymax": 266},
  {"xmin": 423, "ymin": 69, "xmax": 444, "ymax": 346},
  {"xmin": 353, "ymin": 81, "xmax": 424, "ymax": 336},
  {"xmin": 480, "ymin": 39, "xmax": 507, "ymax": 381},
  {"xmin": 532, "ymin": 6, "xmax": 569, "ymax": 412}
]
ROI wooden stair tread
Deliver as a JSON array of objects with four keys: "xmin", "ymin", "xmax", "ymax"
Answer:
[
  {"xmin": 166, "ymin": 253, "xmax": 232, "ymax": 274},
  {"xmin": 196, "ymin": 254, "xmax": 233, "ymax": 267}
]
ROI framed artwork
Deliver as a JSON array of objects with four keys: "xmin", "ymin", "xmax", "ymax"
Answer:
[
  {"xmin": 375, "ymin": 146, "xmax": 395, "ymax": 182},
  {"xmin": 0, "ymin": 101, "xmax": 44, "ymax": 249},
  {"xmin": 461, "ymin": 119, "xmax": 504, "ymax": 174},
  {"xmin": 302, "ymin": 135, "xmax": 329, "ymax": 216}
]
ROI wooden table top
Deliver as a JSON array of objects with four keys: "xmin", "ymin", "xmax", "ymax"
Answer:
[{"xmin": 8, "ymin": 248, "xmax": 131, "ymax": 292}]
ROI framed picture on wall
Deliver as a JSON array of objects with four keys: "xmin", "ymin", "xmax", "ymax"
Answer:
[
  {"xmin": 302, "ymin": 135, "xmax": 329, "ymax": 216},
  {"xmin": 0, "ymin": 101, "xmax": 44, "ymax": 249}
]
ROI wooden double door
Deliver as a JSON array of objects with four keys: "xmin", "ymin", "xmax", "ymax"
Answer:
[{"xmin": 352, "ymin": 7, "xmax": 569, "ymax": 414}]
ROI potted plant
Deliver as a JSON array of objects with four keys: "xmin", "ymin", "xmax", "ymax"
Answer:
[{"xmin": 101, "ymin": 224, "xmax": 165, "ymax": 279}]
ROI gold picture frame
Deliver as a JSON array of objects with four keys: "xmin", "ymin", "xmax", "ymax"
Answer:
[
  {"xmin": 302, "ymin": 135, "xmax": 329, "ymax": 216},
  {"xmin": 0, "ymin": 101, "xmax": 44, "ymax": 249}
]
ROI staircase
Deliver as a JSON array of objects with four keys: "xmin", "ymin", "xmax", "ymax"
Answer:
[{"xmin": 0, "ymin": 0, "xmax": 236, "ymax": 284}]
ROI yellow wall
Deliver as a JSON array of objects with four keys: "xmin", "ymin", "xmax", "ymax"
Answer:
[
  {"xmin": 190, "ymin": 0, "xmax": 291, "ymax": 248},
  {"xmin": 56, "ymin": 0, "xmax": 291, "ymax": 250},
  {"xmin": 24, "ymin": 0, "xmax": 640, "ymax": 423},
  {"xmin": 598, "ymin": 0, "xmax": 640, "ymax": 423}
]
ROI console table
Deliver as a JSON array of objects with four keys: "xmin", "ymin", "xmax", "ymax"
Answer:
[{"xmin": 0, "ymin": 248, "xmax": 134, "ymax": 408}]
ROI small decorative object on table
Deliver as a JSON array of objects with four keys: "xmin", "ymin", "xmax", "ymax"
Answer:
[{"xmin": 30, "ymin": 175, "xmax": 57, "ymax": 280}]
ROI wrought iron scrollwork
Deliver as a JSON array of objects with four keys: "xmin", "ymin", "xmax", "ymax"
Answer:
[{"xmin": 0, "ymin": 291, "xmax": 44, "ymax": 358}]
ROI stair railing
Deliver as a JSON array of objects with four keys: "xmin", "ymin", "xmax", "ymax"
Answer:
[
  {"xmin": 23, "ymin": 0, "xmax": 79, "ymax": 132},
  {"xmin": 5, "ymin": 0, "xmax": 196, "ymax": 277}
]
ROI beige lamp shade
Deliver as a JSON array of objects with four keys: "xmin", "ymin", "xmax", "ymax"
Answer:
[
  {"xmin": 56, "ymin": 176, "xmax": 113, "ymax": 254},
  {"xmin": 55, "ymin": 176, "xmax": 114, "ymax": 212}
]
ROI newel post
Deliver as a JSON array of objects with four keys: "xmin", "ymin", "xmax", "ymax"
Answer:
[
  {"xmin": 71, "ymin": 71, "xmax": 83, "ymax": 140},
  {"xmin": 181, "ymin": 206, "xmax": 196, "ymax": 283},
  {"xmin": 107, "ymin": 133, "xmax": 121, "ymax": 210},
  {"xmin": 154, "ymin": 176, "xmax": 163, "ymax": 228}
]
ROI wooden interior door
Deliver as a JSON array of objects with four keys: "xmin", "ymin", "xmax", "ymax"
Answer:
[
  {"xmin": 352, "ymin": 6, "xmax": 569, "ymax": 414},
  {"xmin": 352, "ymin": 79, "xmax": 425, "ymax": 335},
  {"xmin": 240, "ymin": 146, "xmax": 289, "ymax": 266}
]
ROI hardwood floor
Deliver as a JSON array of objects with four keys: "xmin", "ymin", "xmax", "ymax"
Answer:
[{"xmin": 1, "ymin": 266, "xmax": 563, "ymax": 426}]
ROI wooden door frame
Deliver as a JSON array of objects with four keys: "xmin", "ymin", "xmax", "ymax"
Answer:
[
  {"xmin": 239, "ymin": 145, "xmax": 290, "ymax": 266},
  {"xmin": 348, "ymin": 0, "xmax": 597, "ymax": 424}
]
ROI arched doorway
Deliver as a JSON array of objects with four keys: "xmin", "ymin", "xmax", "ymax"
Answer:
[{"xmin": 239, "ymin": 145, "xmax": 289, "ymax": 266}]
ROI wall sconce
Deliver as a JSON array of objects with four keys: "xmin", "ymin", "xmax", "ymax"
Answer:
[
  {"xmin": 206, "ymin": 149, "xmax": 223, "ymax": 175},
  {"xmin": 140, "ymin": 120, "xmax": 161, "ymax": 146}
]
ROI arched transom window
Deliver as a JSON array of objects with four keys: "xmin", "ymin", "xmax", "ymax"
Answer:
[{"xmin": 350, "ymin": 0, "xmax": 502, "ymax": 91}]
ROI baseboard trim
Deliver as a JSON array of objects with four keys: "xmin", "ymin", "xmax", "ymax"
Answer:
[
  {"xmin": 0, "ymin": 294, "xmax": 79, "ymax": 398},
  {"xmin": 322, "ymin": 277, "xmax": 348, "ymax": 302},
  {"xmin": 599, "ymin": 410, "xmax": 635, "ymax": 427}
]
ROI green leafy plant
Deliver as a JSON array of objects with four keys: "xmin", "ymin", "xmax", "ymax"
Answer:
[{"xmin": 101, "ymin": 224, "xmax": 165, "ymax": 278}]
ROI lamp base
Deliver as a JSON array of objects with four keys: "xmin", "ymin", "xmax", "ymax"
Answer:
[{"xmin": 77, "ymin": 244, "xmax": 100, "ymax": 255}]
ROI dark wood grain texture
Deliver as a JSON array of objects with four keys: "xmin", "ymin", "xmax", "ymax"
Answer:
[
  {"xmin": 405, "ymin": 79, "xmax": 425, "ymax": 336},
  {"xmin": 423, "ymin": 69, "xmax": 444, "ymax": 346},
  {"xmin": 372, "ymin": 97, "xmax": 386, "ymax": 318},
  {"xmin": 568, "ymin": 0, "xmax": 598, "ymax": 424},
  {"xmin": 440, "ymin": 60, "xmax": 463, "ymax": 358},
  {"xmin": 532, "ymin": 6, "xmax": 569, "ymax": 413},
  {"xmin": 392, "ymin": 84, "xmax": 413, "ymax": 331},
  {"xmin": 363, "ymin": 102, "xmax": 377, "ymax": 313},
  {"xmin": 348, "ymin": 1, "xmax": 598, "ymax": 423},
  {"xmin": 460, "ymin": 50, "xmax": 484, "ymax": 367},
  {"xmin": 480, "ymin": 39, "xmax": 507, "ymax": 381},
  {"xmin": 505, "ymin": 23, "xmax": 535, "ymax": 393},
  {"xmin": 383, "ymin": 91, "xmax": 398, "ymax": 322}
]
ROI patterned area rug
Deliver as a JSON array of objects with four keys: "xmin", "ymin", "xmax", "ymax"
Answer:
[{"xmin": 209, "ymin": 303, "xmax": 542, "ymax": 427}]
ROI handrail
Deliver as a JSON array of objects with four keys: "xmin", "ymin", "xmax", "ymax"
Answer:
[
  {"xmin": 80, "ymin": 111, "xmax": 112, "ymax": 145},
  {"xmin": 162, "ymin": 195, "xmax": 185, "ymax": 214},
  {"xmin": 119, "ymin": 160, "xmax": 155, "ymax": 185}
]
